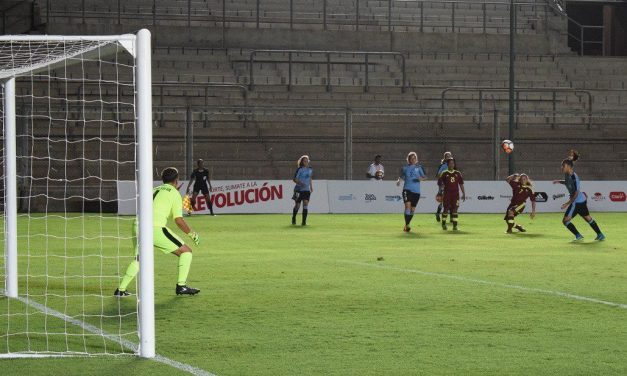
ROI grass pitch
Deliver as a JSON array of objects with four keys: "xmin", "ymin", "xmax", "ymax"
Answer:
[{"xmin": 2, "ymin": 213, "xmax": 627, "ymax": 375}]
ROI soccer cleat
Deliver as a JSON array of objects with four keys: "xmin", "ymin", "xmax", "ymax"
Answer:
[
  {"xmin": 176, "ymin": 285, "xmax": 200, "ymax": 295},
  {"xmin": 514, "ymin": 225, "xmax": 526, "ymax": 233},
  {"xmin": 435, "ymin": 212, "xmax": 441, "ymax": 222},
  {"xmin": 441, "ymin": 222, "xmax": 447, "ymax": 231},
  {"xmin": 291, "ymin": 218, "xmax": 296, "ymax": 225},
  {"xmin": 403, "ymin": 225, "xmax": 411, "ymax": 232},
  {"xmin": 506, "ymin": 229, "xmax": 513, "ymax": 234},
  {"xmin": 301, "ymin": 222, "xmax": 307, "ymax": 226},
  {"xmin": 595, "ymin": 233, "xmax": 606, "ymax": 241},
  {"xmin": 572, "ymin": 234, "xmax": 584, "ymax": 242},
  {"xmin": 114, "ymin": 288, "xmax": 130, "ymax": 297},
  {"xmin": 452, "ymin": 225, "xmax": 458, "ymax": 231}
]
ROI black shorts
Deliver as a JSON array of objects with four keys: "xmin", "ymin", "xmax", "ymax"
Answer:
[
  {"xmin": 193, "ymin": 185, "xmax": 209, "ymax": 195},
  {"xmin": 293, "ymin": 190, "xmax": 311, "ymax": 203},
  {"xmin": 564, "ymin": 201, "xmax": 590, "ymax": 219},
  {"xmin": 402, "ymin": 190, "xmax": 420, "ymax": 207}
]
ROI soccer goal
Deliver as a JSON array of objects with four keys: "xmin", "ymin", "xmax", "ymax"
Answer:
[{"xmin": 1, "ymin": 29, "xmax": 155, "ymax": 358}]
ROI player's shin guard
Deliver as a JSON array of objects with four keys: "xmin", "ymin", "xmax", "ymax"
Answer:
[
  {"xmin": 118, "ymin": 259, "xmax": 139, "ymax": 292},
  {"xmin": 452, "ymin": 213, "xmax": 458, "ymax": 228},
  {"xmin": 587, "ymin": 218, "xmax": 602, "ymax": 235},
  {"xmin": 177, "ymin": 252, "xmax": 193, "ymax": 286},
  {"xmin": 302, "ymin": 206, "xmax": 308, "ymax": 225},
  {"xmin": 564, "ymin": 221, "xmax": 580, "ymax": 236}
]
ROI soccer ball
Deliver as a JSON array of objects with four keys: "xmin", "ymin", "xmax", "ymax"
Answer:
[{"xmin": 501, "ymin": 139, "xmax": 514, "ymax": 154}]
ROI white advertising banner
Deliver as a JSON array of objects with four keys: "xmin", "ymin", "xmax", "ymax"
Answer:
[
  {"xmin": 117, "ymin": 180, "xmax": 627, "ymax": 215},
  {"xmin": 117, "ymin": 180, "xmax": 330, "ymax": 215}
]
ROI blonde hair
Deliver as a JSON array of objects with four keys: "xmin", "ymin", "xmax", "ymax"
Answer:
[
  {"xmin": 519, "ymin": 173, "xmax": 533, "ymax": 187},
  {"xmin": 406, "ymin": 152, "xmax": 418, "ymax": 164},
  {"xmin": 297, "ymin": 155, "xmax": 310, "ymax": 167}
]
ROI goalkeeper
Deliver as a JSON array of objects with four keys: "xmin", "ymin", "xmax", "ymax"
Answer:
[{"xmin": 115, "ymin": 167, "xmax": 201, "ymax": 296}]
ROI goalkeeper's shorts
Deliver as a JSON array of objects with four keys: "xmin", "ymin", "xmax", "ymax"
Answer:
[{"xmin": 133, "ymin": 223, "xmax": 185, "ymax": 255}]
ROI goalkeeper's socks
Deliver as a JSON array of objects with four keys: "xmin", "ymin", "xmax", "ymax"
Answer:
[
  {"xmin": 302, "ymin": 206, "xmax": 308, "ymax": 225},
  {"xmin": 564, "ymin": 221, "xmax": 580, "ymax": 237},
  {"xmin": 118, "ymin": 260, "xmax": 139, "ymax": 292},
  {"xmin": 587, "ymin": 218, "xmax": 602, "ymax": 235},
  {"xmin": 177, "ymin": 252, "xmax": 193, "ymax": 286}
]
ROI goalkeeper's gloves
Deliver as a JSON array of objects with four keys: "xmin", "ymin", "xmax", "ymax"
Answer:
[{"xmin": 187, "ymin": 231, "xmax": 200, "ymax": 245}]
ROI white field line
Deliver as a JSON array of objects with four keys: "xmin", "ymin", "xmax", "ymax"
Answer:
[
  {"xmin": 340, "ymin": 260, "xmax": 627, "ymax": 310},
  {"xmin": 0, "ymin": 291, "xmax": 217, "ymax": 376}
]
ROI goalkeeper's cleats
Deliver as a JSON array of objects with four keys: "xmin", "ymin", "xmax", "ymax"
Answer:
[
  {"xmin": 187, "ymin": 231, "xmax": 200, "ymax": 245},
  {"xmin": 114, "ymin": 288, "xmax": 131, "ymax": 297},
  {"xmin": 176, "ymin": 284, "xmax": 200, "ymax": 296}
]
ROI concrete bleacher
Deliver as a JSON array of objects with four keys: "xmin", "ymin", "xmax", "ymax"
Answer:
[{"xmin": 9, "ymin": 0, "xmax": 626, "ymax": 205}]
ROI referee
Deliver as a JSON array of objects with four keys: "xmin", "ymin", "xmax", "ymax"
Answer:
[{"xmin": 186, "ymin": 159, "xmax": 215, "ymax": 216}]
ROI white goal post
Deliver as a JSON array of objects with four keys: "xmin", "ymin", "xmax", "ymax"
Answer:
[{"xmin": 1, "ymin": 29, "xmax": 154, "ymax": 358}]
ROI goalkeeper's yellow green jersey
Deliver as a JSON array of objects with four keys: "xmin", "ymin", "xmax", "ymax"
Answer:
[{"xmin": 152, "ymin": 183, "xmax": 183, "ymax": 227}]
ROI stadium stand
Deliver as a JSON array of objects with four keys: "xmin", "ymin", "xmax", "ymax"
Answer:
[{"xmin": 4, "ymin": 0, "xmax": 627, "ymax": 211}]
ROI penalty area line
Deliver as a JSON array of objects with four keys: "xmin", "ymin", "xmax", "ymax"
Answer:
[
  {"xmin": 339, "ymin": 260, "xmax": 627, "ymax": 310},
  {"xmin": 1, "ymin": 291, "xmax": 217, "ymax": 376}
]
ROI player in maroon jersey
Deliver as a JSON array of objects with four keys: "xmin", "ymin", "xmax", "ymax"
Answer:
[
  {"xmin": 437, "ymin": 158, "xmax": 466, "ymax": 231},
  {"xmin": 504, "ymin": 173, "xmax": 536, "ymax": 233}
]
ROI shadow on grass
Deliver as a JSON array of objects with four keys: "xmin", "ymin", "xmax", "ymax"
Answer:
[
  {"xmin": 441, "ymin": 230, "xmax": 472, "ymax": 235},
  {"xmin": 508, "ymin": 233, "xmax": 546, "ymax": 238}
]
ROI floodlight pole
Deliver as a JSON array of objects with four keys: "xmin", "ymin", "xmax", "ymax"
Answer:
[
  {"xmin": 136, "ymin": 28, "xmax": 155, "ymax": 359},
  {"xmin": 4, "ymin": 77, "xmax": 18, "ymax": 298},
  {"xmin": 508, "ymin": 0, "xmax": 516, "ymax": 175}
]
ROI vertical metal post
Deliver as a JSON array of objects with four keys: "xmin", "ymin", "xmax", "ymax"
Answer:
[
  {"xmin": 544, "ymin": 4, "xmax": 548, "ymax": 34},
  {"xmin": 323, "ymin": 0, "xmax": 327, "ymax": 30},
  {"xmin": 364, "ymin": 54, "xmax": 369, "ymax": 92},
  {"xmin": 290, "ymin": 0, "xmax": 293, "ymax": 29},
  {"xmin": 356, "ymin": 0, "xmax": 359, "ymax": 30},
  {"xmin": 188, "ymin": 0, "xmax": 191, "ymax": 29},
  {"xmin": 345, "ymin": 108, "xmax": 353, "ymax": 180},
  {"xmin": 515, "ymin": 90, "xmax": 519, "ymax": 129},
  {"xmin": 249, "ymin": 51, "xmax": 255, "ymax": 90},
  {"xmin": 478, "ymin": 90, "xmax": 483, "ymax": 128},
  {"xmin": 288, "ymin": 51, "xmax": 292, "ymax": 91},
  {"xmin": 388, "ymin": 0, "xmax": 392, "ymax": 31},
  {"xmin": 326, "ymin": 52, "xmax": 331, "ymax": 92},
  {"xmin": 256, "ymin": 0, "xmax": 260, "ymax": 28},
  {"xmin": 493, "ymin": 109, "xmax": 499, "ymax": 180},
  {"xmin": 4, "ymin": 78, "xmax": 18, "ymax": 299},
  {"xmin": 580, "ymin": 27, "xmax": 584, "ymax": 56},
  {"xmin": 46, "ymin": 0, "xmax": 50, "ymax": 26},
  {"xmin": 420, "ymin": 1, "xmax": 424, "ymax": 32},
  {"xmin": 551, "ymin": 91, "xmax": 556, "ymax": 129},
  {"xmin": 451, "ymin": 2, "xmax": 455, "ymax": 32},
  {"xmin": 152, "ymin": 0, "xmax": 156, "ymax": 25},
  {"xmin": 222, "ymin": 0, "xmax": 226, "ymax": 48},
  {"xmin": 82, "ymin": 0, "xmax": 85, "ymax": 24},
  {"xmin": 186, "ymin": 106, "xmax": 194, "ymax": 177},
  {"xmin": 117, "ymin": 0, "xmax": 121, "ymax": 24},
  {"xmin": 482, "ymin": 3, "xmax": 486, "ymax": 33},
  {"xmin": 508, "ymin": 0, "xmax": 516, "ymax": 175},
  {"xmin": 136, "ymin": 28, "xmax": 155, "ymax": 359}
]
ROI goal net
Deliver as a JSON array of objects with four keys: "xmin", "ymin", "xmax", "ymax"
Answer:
[{"xmin": 1, "ymin": 30, "xmax": 154, "ymax": 358}]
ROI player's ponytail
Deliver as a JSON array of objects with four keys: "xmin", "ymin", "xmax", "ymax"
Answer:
[{"xmin": 568, "ymin": 149, "xmax": 579, "ymax": 162}]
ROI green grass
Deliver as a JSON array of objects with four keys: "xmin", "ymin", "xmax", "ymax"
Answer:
[{"xmin": 2, "ymin": 213, "xmax": 627, "ymax": 375}]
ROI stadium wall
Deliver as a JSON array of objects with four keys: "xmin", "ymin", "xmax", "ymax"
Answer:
[{"xmin": 117, "ymin": 180, "xmax": 627, "ymax": 214}]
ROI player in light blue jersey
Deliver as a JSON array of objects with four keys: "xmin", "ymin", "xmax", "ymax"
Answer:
[
  {"xmin": 435, "ymin": 151, "xmax": 453, "ymax": 222},
  {"xmin": 396, "ymin": 152, "xmax": 427, "ymax": 232},
  {"xmin": 553, "ymin": 157, "xmax": 605, "ymax": 241},
  {"xmin": 292, "ymin": 155, "xmax": 313, "ymax": 226}
]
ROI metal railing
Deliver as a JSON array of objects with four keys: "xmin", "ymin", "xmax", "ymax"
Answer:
[
  {"xmin": 567, "ymin": 18, "xmax": 604, "ymax": 56},
  {"xmin": 440, "ymin": 86, "xmax": 594, "ymax": 129},
  {"xmin": 42, "ymin": 0, "xmax": 550, "ymax": 35},
  {"xmin": 249, "ymin": 49, "xmax": 406, "ymax": 93}
]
